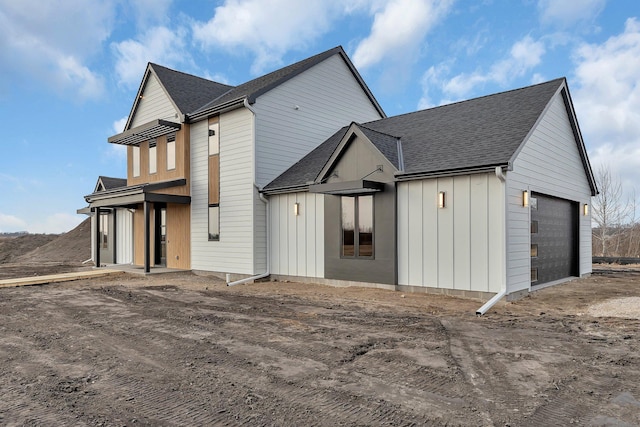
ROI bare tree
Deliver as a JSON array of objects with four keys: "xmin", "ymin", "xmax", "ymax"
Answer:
[{"xmin": 591, "ymin": 165, "xmax": 633, "ymax": 256}]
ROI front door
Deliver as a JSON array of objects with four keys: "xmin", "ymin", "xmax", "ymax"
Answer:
[{"xmin": 154, "ymin": 205, "xmax": 167, "ymax": 267}]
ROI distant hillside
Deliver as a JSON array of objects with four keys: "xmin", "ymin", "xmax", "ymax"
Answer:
[
  {"xmin": 15, "ymin": 218, "xmax": 91, "ymax": 265},
  {"xmin": 0, "ymin": 233, "xmax": 59, "ymax": 264}
]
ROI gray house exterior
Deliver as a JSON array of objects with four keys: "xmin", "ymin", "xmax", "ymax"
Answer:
[{"xmin": 263, "ymin": 78, "xmax": 597, "ymax": 300}]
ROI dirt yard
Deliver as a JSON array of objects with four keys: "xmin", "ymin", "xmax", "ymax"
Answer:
[{"xmin": 1, "ymin": 268, "xmax": 639, "ymax": 426}]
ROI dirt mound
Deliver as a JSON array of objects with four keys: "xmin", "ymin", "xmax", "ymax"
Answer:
[
  {"xmin": 0, "ymin": 234, "xmax": 59, "ymax": 264},
  {"xmin": 15, "ymin": 218, "xmax": 91, "ymax": 265}
]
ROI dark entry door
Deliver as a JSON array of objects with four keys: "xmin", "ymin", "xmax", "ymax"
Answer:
[
  {"xmin": 154, "ymin": 205, "xmax": 167, "ymax": 267},
  {"xmin": 530, "ymin": 193, "xmax": 578, "ymax": 286}
]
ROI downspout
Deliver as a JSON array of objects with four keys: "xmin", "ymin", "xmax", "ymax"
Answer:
[
  {"xmin": 227, "ymin": 99, "xmax": 270, "ymax": 286},
  {"xmin": 476, "ymin": 166, "xmax": 508, "ymax": 315}
]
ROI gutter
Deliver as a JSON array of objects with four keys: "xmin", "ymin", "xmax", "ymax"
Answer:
[
  {"xmin": 227, "ymin": 99, "xmax": 270, "ymax": 286},
  {"xmin": 476, "ymin": 166, "xmax": 508, "ymax": 316}
]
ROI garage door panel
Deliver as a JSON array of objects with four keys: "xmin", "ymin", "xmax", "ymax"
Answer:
[{"xmin": 530, "ymin": 194, "xmax": 578, "ymax": 285}]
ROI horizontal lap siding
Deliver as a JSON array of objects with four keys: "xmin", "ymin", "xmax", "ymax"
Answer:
[
  {"xmin": 506, "ymin": 92, "xmax": 593, "ymax": 293},
  {"xmin": 191, "ymin": 109, "xmax": 256, "ymax": 274},
  {"xmin": 269, "ymin": 193, "xmax": 324, "ymax": 278},
  {"xmin": 398, "ymin": 173, "xmax": 505, "ymax": 293},
  {"xmin": 130, "ymin": 74, "xmax": 177, "ymax": 127},
  {"xmin": 253, "ymin": 54, "xmax": 383, "ymax": 188}
]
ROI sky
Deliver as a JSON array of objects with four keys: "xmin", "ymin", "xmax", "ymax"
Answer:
[{"xmin": 0, "ymin": 0, "xmax": 639, "ymax": 233}]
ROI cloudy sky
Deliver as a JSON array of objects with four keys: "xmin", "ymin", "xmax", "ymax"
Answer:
[{"xmin": 0, "ymin": 0, "xmax": 638, "ymax": 233}]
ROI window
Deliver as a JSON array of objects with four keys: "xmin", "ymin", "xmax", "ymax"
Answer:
[
  {"xmin": 208, "ymin": 205, "xmax": 219, "ymax": 241},
  {"xmin": 132, "ymin": 146, "xmax": 140, "ymax": 177},
  {"xmin": 99, "ymin": 213, "xmax": 109, "ymax": 249},
  {"xmin": 209, "ymin": 123, "xmax": 219, "ymax": 155},
  {"xmin": 531, "ymin": 244, "xmax": 538, "ymax": 257},
  {"xmin": 149, "ymin": 141, "xmax": 157, "ymax": 174},
  {"xmin": 167, "ymin": 133, "xmax": 176, "ymax": 170},
  {"xmin": 531, "ymin": 220, "xmax": 538, "ymax": 234},
  {"xmin": 531, "ymin": 268, "xmax": 538, "ymax": 282},
  {"xmin": 341, "ymin": 195, "xmax": 374, "ymax": 258}
]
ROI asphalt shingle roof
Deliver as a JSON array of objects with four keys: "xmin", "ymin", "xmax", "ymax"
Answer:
[
  {"xmin": 190, "ymin": 46, "xmax": 383, "ymax": 118},
  {"xmin": 264, "ymin": 78, "xmax": 565, "ymax": 191},
  {"xmin": 150, "ymin": 64, "xmax": 234, "ymax": 115},
  {"xmin": 98, "ymin": 176, "xmax": 127, "ymax": 191}
]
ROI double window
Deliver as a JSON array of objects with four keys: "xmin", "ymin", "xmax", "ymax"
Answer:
[{"xmin": 341, "ymin": 195, "xmax": 374, "ymax": 258}]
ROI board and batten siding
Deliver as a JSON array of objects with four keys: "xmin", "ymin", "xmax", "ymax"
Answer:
[
  {"xmin": 253, "ymin": 54, "xmax": 383, "ymax": 188},
  {"xmin": 190, "ymin": 108, "xmax": 257, "ymax": 274},
  {"xmin": 269, "ymin": 192, "xmax": 325, "ymax": 278},
  {"xmin": 115, "ymin": 209, "xmax": 133, "ymax": 264},
  {"xmin": 130, "ymin": 74, "xmax": 178, "ymax": 128},
  {"xmin": 506, "ymin": 91, "xmax": 593, "ymax": 294},
  {"xmin": 397, "ymin": 173, "xmax": 505, "ymax": 293}
]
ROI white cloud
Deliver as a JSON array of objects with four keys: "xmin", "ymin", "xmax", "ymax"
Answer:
[
  {"xmin": 441, "ymin": 36, "xmax": 546, "ymax": 98},
  {"xmin": 192, "ymin": 0, "xmax": 358, "ymax": 74},
  {"xmin": 0, "ymin": 0, "xmax": 113, "ymax": 100},
  {"xmin": 0, "ymin": 213, "xmax": 28, "ymax": 233},
  {"xmin": 538, "ymin": 0, "xmax": 605, "ymax": 29},
  {"xmin": 352, "ymin": 0, "xmax": 454, "ymax": 69},
  {"xmin": 113, "ymin": 116, "xmax": 128, "ymax": 134},
  {"xmin": 112, "ymin": 26, "xmax": 190, "ymax": 88},
  {"xmin": 28, "ymin": 213, "xmax": 85, "ymax": 234},
  {"xmin": 572, "ymin": 18, "xmax": 640, "ymax": 200}
]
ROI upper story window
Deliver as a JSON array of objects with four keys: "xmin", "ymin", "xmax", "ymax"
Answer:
[
  {"xmin": 132, "ymin": 146, "xmax": 140, "ymax": 177},
  {"xmin": 167, "ymin": 133, "xmax": 176, "ymax": 170},
  {"xmin": 209, "ymin": 123, "xmax": 219, "ymax": 155},
  {"xmin": 149, "ymin": 140, "xmax": 157, "ymax": 174},
  {"xmin": 341, "ymin": 195, "xmax": 374, "ymax": 258}
]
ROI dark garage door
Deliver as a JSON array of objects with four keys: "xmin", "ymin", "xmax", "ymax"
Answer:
[{"xmin": 530, "ymin": 193, "xmax": 578, "ymax": 286}]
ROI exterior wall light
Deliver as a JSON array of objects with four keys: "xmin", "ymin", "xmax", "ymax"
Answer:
[
  {"xmin": 438, "ymin": 191, "xmax": 446, "ymax": 209},
  {"xmin": 293, "ymin": 202, "xmax": 300, "ymax": 216},
  {"xmin": 583, "ymin": 204, "xmax": 589, "ymax": 216},
  {"xmin": 523, "ymin": 190, "xmax": 529, "ymax": 207}
]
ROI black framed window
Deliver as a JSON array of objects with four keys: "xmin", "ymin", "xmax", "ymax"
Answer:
[
  {"xmin": 208, "ymin": 205, "xmax": 219, "ymax": 241},
  {"xmin": 341, "ymin": 195, "xmax": 373, "ymax": 258}
]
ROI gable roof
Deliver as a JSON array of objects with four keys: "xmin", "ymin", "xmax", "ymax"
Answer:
[
  {"xmin": 265, "ymin": 78, "xmax": 597, "ymax": 195},
  {"xmin": 150, "ymin": 63, "xmax": 234, "ymax": 115},
  {"xmin": 188, "ymin": 46, "xmax": 385, "ymax": 121},
  {"xmin": 95, "ymin": 176, "xmax": 127, "ymax": 193}
]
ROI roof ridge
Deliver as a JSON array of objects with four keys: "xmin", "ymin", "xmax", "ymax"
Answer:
[
  {"xmin": 149, "ymin": 63, "xmax": 234, "ymax": 88},
  {"xmin": 356, "ymin": 123, "xmax": 401, "ymax": 140},
  {"xmin": 364, "ymin": 77, "xmax": 566, "ymax": 125}
]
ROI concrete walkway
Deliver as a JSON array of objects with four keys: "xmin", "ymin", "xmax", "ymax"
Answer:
[{"xmin": 0, "ymin": 269, "xmax": 124, "ymax": 289}]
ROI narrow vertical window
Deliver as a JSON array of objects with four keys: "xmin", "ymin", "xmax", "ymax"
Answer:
[
  {"xmin": 209, "ymin": 123, "xmax": 219, "ymax": 155},
  {"xmin": 341, "ymin": 197, "xmax": 355, "ymax": 257},
  {"xmin": 167, "ymin": 133, "xmax": 176, "ymax": 170},
  {"xmin": 149, "ymin": 141, "xmax": 157, "ymax": 174},
  {"xmin": 358, "ymin": 195, "xmax": 373, "ymax": 257},
  {"xmin": 208, "ymin": 205, "xmax": 219, "ymax": 241},
  {"xmin": 100, "ymin": 213, "xmax": 109, "ymax": 249},
  {"xmin": 132, "ymin": 146, "xmax": 140, "ymax": 177},
  {"xmin": 341, "ymin": 195, "xmax": 374, "ymax": 258}
]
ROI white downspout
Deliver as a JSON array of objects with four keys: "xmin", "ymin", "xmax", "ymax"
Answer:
[
  {"xmin": 476, "ymin": 166, "xmax": 508, "ymax": 315},
  {"xmin": 227, "ymin": 99, "xmax": 270, "ymax": 286}
]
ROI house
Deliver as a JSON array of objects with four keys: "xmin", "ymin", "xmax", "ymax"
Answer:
[
  {"xmin": 80, "ymin": 46, "xmax": 385, "ymax": 273},
  {"xmin": 263, "ymin": 77, "xmax": 597, "ymax": 301},
  {"xmin": 81, "ymin": 46, "xmax": 596, "ymax": 302}
]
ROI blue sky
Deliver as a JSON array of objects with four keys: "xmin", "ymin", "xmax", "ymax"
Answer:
[{"xmin": 1, "ymin": 0, "xmax": 638, "ymax": 233}]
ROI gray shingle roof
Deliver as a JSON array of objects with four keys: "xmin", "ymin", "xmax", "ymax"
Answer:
[
  {"xmin": 150, "ymin": 64, "xmax": 234, "ymax": 115},
  {"xmin": 264, "ymin": 78, "xmax": 566, "ymax": 192},
  {"xmin": 190, "ymin": 46, "xmax": 384, "ymax": 118},
  {"xmin": 98, "ymin": 176, "xmax": 127, "ymax": 191}
]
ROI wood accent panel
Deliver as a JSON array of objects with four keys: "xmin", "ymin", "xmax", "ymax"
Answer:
[
  {"xmin": 126, "ymin": 125, "xmax": 190, "ymax": 195},
  {"xmin": 208, "ymin": 155, "xmax": 220, "ymax": 204},
  {"xmin": 166, "ymin": 203, "xmax": 191, "ymax": 269}
]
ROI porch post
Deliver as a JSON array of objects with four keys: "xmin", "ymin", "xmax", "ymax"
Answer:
[
  {"xmin": 94, "ymin": 207, "xmax": 101, "ymax": 267},
  {"xmin": 144, "ymin": 201, "xmax": 150, "ymax": 273}
]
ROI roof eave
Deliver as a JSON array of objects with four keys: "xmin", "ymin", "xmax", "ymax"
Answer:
[
  {"xmin": 394, "ymin": 164, "xmax": 509, "ymax": 181},
  {"xmin": 186, "ymin": 97, "xmax": 246, "ymax": 123}
]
